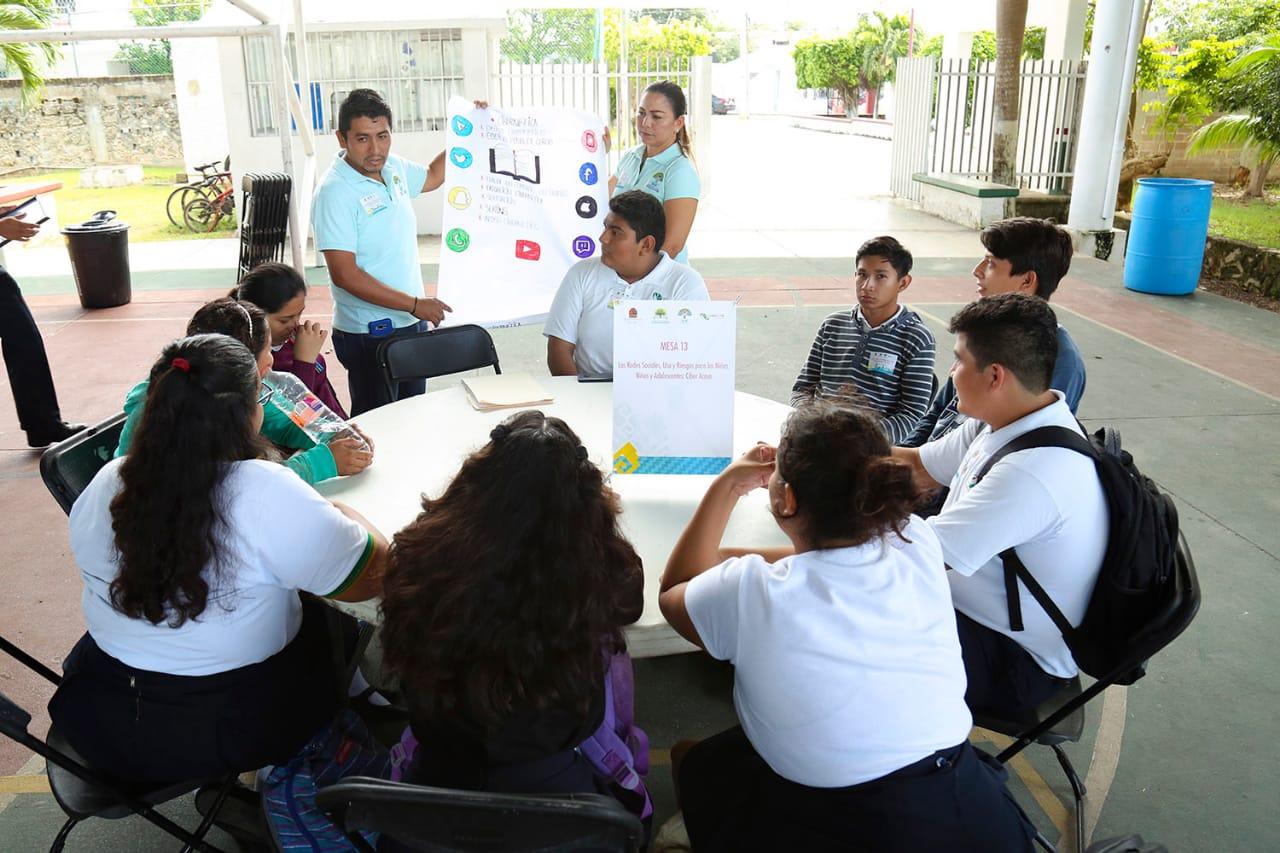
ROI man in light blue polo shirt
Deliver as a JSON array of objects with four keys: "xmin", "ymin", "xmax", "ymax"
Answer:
[{"xmin": 312, "ymin": 88, "xmax": 453, "ymax": 415}]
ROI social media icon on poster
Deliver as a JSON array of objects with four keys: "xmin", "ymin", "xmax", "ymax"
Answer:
[
  {"xmin": 575, "ymin": 195, "xmax": 598, "ymax": 219},
  {"xmin": 450, "ymin": 147, "xmax": 473, "ymax": 168},
  {"xmin": 572, "ymin": 235, "xmax": 596, "ymax": 258},
  {"xmin": 578, "ymin": 163, "xmax": 598, "ymax": 185},
  {"xmin": 515, "ymin": 239, "xmax": 541, "ymax": 261},
  {"xmin": 447, "ymin": 187, "xmax": 472, "ymax": 210},
  {"xmin": 446, "ymin": 228, "xmax": 470, "ymax": 252},
  {"xmin": 581, "ymin": 130, "xmax": 598, "ymax": 152},
  {"xmin": 451, "ymin": 115, "xmax": 473, "ymax": 136}
]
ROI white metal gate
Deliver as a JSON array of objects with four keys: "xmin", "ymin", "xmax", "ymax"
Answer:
[
  {"xmin": 492, "ymin": 55, "xmax": 712, "ymax": 171},
  {"xmin": 891, "ymin": 56, "xmax": 1089, "ymax": 201}
]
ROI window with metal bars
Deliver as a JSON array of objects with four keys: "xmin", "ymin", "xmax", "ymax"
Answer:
[{"xmin": 243, "ymin": 29, "xmax": 465, "ymax": 137}]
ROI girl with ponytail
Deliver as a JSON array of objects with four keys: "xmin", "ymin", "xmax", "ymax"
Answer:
[
  {"xmin": 608, "ymin": 80, "xmax": 701, "ymax": 263},
  {"xmin": 658, "ymin": 400, "xmax": 1034, "ymax": 852}
]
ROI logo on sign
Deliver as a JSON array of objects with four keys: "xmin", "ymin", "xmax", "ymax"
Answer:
[
  {"xmin": 653, "ymin": 308, "xmax": 668, "ymax": 322},
  {"xmin": 578, "ymin": 163, "xmax": 598, "ymax": 185},
  {"xmin": 515, "ymin": 239, "xmax": 541, "ymax": 261},
  {"xmin": 446, "ymin": 228, "xmax": 470, "ymax": 252},
  {"xmin": 450, "ymin": 147, "xmax": 473, "ymax": 168},
  {"xmin": 572, "ymin": 235, "xmax": 596, "ymax": 258},
  {"xmin": 575, "ymin": 196, "xmax": 598, "ymax": 219},
  {"xmin": 447, "ymin": 187, "xmax": 472, "ymax": 210},
  {"xmin": 628, "ymin": 307, "xmax": 639, "ymax": 319},
  {"xmin": 581, "ymin": 130, "xmax": 598, "ymax": 152},
  {"xmin": 451, "ymin": 115, "xmax": 473, "ymax": 136},
  {"xmin": 678, "ymin": 308, "xmax": 692, "ymax": 322}
]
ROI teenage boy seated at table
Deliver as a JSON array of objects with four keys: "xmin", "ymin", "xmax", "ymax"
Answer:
[
  {"xmin": 658, "ymin": 403, "xmax": 1033, "ymax": 852},
  {"xmin": 901, "ymin": 216, "xmax": 1086, "ymax": 448},
  {"xmin": 790, "ymin": 236, "xmax": 935, "ymax": 445},
  {"xmin": 544, "ymin": 189, "xmax": 709, "ymax": 379},
  {"xmin": 893, "ymin": 294, "xmax": 1108, "ymax": 721},
  {"xmin": 113, "ymin": 297, "xmax": 373, "ymax": 485}
]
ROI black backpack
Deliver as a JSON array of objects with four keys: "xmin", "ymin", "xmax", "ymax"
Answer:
[{"xmin": 973, "ymin": 425, "xmax": 1180, "ymax": 685}]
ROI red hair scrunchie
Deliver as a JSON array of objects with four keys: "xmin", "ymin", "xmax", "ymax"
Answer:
[{"xmin": 171, "ymin": 357, "xmax": 191, "ymax": 373}]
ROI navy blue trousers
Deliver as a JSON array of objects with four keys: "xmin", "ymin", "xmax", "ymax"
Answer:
[{"xmin": 0, "ymin": 265, "xmax": 64, "ymax": 435}]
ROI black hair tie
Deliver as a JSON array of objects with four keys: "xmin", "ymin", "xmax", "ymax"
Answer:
[
  {"xmin": 576, "ymin": 445, "xmax": 589, "ymax": 461},
  {"xmin": 489, "ymin": 424, "xmax": 510, "ymax": 442}
]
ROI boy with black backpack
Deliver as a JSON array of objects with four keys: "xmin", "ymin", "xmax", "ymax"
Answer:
[{"xmin": 893, "ymin": 294, "xmax": 1108, "ymax": 719}]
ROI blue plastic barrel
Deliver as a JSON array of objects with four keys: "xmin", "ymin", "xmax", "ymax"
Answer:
[{"xmin": 1124, "ymin": 177, "xmax": 1213, "ymax": 295}]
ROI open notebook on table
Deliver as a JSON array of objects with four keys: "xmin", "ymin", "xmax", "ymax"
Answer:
[{"xmin": 461, "ymin": 373, "xmax": 555, "ymax": 412}]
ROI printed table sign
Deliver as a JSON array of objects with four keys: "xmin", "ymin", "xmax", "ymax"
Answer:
[
  {"xmin": 437, "ymin": 96, "xmax": 609, "ymax": 328},
  {"xmin": 612, "ymin": 301, "xmax": 736, "ymax": 475}
]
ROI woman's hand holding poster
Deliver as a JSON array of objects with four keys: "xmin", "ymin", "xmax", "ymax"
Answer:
[{"xmin": 437, "ymin": 96, "xmax": 609, "ymax": 328}]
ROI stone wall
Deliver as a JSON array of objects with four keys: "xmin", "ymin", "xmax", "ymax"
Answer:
[
  {"xmin": 0, "ymin": 75, "xmax": 183, "ymax": 169},
  {"xmin": 1201, "ymin": 237, "xmax": 1280, "ymax": 299}
]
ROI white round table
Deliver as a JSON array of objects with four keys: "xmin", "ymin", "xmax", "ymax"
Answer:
[{"xmin": 317, "ymin": 376, "xmax": 793, "ymax": 657}]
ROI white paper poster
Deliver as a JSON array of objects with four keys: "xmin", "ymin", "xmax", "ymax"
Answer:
[
  {"xmin": 437, "ymin": 97, "xmax": 609, "ymax": 328},
  {"xmin": 612, "ymin": 300, "xmax": 736, "ymax": 475}
]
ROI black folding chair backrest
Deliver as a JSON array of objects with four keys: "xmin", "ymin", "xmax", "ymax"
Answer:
[
  {"xmin": 377, "ymin": 325, "xmax": 501, "ymax": 396},
  {"xmin": 38, "ymin": 413, "xmax": 126, "ymax": 515},
  {"xmin": 317, "ymin": 777, "xmax": 643, "ymax": 853}
]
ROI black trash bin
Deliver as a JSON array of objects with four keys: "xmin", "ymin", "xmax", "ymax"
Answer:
[{"xmin": 62, "ymin": 210, "xmax": 131, "ymax": 309}]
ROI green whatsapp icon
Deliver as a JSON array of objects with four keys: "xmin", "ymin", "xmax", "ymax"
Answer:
[{"xmin": 446, "ymin": 228, "xmax": 470, "ymax": 252}]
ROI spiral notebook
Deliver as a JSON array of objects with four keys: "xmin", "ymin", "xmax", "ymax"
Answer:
[{"xmin": 461, "ymin": 373, "xmax": 555, "ymax": 412}]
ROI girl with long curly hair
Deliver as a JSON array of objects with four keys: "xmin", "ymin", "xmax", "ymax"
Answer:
[
  {"xmin": 659, "ymin": 402, "xmax": 1034, "ymax": 852},
  {"xmin": 379, "ymin": 409, "xmax": 643, "ymax": 798},
  {"xmin": 50, "ymin": 333, "xmax": 389, "ymax": 783}
]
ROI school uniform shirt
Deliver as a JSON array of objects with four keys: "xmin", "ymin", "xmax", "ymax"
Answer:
[
  {"xmin": 791, "ymin": 305, "xmax": 937, "ymax": 445},
  {"xmin": 312, "ymin": 151, "xmax": 428, "ymax": 334},
  {"xmin": 543, "ymin": 253, "xmax": 709, "ymax": 378},
  {"xmin": 70, "ymin": 458, "xmax": 375, "ymax": 676},
  {"xmin": 613, "ymin": 142, "xmax": 700, "ymax": 264},
  {"xmin": 920, "ymin": 392, "xmax": 1108, "ymax": 678},
  {"xmin": 684, "ymin": 519, "xmax": 973, "ymax": 788}
]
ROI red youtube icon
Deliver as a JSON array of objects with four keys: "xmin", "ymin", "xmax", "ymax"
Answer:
[{"xmin": 515, "ymin": 239, "xmax": 541, "ymax": 261}]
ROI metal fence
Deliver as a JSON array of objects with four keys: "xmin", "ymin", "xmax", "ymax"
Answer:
[{"xmin": 891, "ymin": 56, "xmax": 1088, "ymax": 199}]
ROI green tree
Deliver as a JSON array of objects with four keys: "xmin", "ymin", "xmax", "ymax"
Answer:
[
  {"xmin": 792, "ymin": 35, "xmax": 861, "ymax": 116},
  {"xmin": 0, "ymin": 0, "xmax": 58, "ymax": 106},
  {"xmin": 1154, "ymin": 0, "xmax": 1280, "ymax": 48},
  {"xmin": 710, "ymin": 32, "xmax": 740, "ymax": 63},
  {"xmin": 501, "ymin": 8, "xmax": 597, "ymax": 63},
  {"xmin": 1147, "ymin": 37, "xmax": 1243, "ymax": 130},
  {"xmin": 1188, "ymin": 33, "xmax": 1280, "ymax": 196},
  {"xmin": 114, "ymin": 0, "xmax": 209, "ymax": 74},
  {"xmin": 1022, "ymin": 25, "xmax": 1046, "ymax": 60},
  {"xmin": 620, "ymin": 16, "xmax": 712, "ymax": 64},
  {"xmin": 850, "ymin": 12, "xmax": 912, "ymax": 117}
]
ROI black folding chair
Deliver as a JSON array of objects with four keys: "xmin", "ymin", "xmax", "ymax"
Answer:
[
  {"xmin": 316, "ymin": 776, "xmax": 643, "ymax": 853},
  {"xmin": 974, "ymin": 533, "xmax": 1201, "ymax": 853},
  {"xmin": 38, "ymin": 412, "xmax": 126, "ymax": 514},
  {"xmin": 376, "ymin": 325, "xmax": 501, "ymax": 399},
  {"xmin": 0, "ymin": 636, "xmax": 236, "ymax": 853}
]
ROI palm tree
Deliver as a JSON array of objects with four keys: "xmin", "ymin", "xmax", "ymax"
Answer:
[
  {"xmin": 992, "ymin": 0, "xmax": 1029, "ymax": 188},
  {"xmin": 1187, "ymin": 34, "xmax": 1280, "ymax": 198},
  {"xmin": 852, "ymin": 12, "xmax": 911, "ymax": 118},
  {"xmin": 0, "ymin": 0, "xmax": 57, "ymax": 107}
]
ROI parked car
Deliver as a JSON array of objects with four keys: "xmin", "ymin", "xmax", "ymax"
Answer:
[{"xmin": 712, "ymin": 94, "xmax": 736, "ymax": 115}]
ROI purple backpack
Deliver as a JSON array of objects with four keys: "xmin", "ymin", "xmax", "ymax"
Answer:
[{"xmin": 390, "ymin": 651, "xmax": 652, "ymax": 820}]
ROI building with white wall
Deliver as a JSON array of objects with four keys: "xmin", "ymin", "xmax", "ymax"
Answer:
[{"xmin": 172, "ymin": 3, "xmax": 505, "ymax": 235}]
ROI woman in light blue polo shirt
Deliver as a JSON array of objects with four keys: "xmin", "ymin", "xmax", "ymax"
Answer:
[{"xmin": 609, "ymin": 81, "xmax": 700, "ymax": 264}]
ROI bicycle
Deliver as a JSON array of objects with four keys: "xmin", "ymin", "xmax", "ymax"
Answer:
[
  {"xmin": 182, "ymin": 174, "xmax": 236, "ymax": 233},
  {"xmin": 165, "ymin": 157, "xmax": 234, "ymax": 231}
]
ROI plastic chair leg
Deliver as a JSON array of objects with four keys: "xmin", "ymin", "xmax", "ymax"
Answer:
[{"xmin": 49, "ymin": 816, "xmax": 78, "ymax": 853}]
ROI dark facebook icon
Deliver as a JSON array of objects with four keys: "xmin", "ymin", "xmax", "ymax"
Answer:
[{"xmin": 575, "ymin": 195, "xmax": 598, "ymax": 218}]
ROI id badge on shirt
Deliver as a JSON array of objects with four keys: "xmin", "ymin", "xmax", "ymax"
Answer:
[
  {"xmin": 360, "ymin": 192, "xmax": 387, "ymax": 216},
  {"xmin": 867, "ymin": 351, "xmax": 898, "ymax": 376}
]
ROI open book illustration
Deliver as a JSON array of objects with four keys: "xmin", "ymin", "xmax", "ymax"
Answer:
[{"xmin": 488, "ymin": 146, "xmax": 542, "ymax": 184}]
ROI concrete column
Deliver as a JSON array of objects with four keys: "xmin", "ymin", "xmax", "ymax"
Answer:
[
  {"xmin": 84, "ymin": 88, "xmax": 108, "ymax": 163},
  {"xmin": 1043, "ymin": 0, "xmax": 1089, "ymax": 61},
  {"xmin": 1067, "ymin": 0, "xmax": 1144, "ymax": 236}
]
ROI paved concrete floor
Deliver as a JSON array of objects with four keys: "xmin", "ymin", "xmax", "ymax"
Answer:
[{"xmin": 1, "ymin": 117, "xmax": 1278, "ymax": 850}]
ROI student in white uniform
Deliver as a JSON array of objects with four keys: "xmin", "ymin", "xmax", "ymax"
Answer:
[
  {"xmin": 894, "ymin": 293, "xmax": 1108, "ymax": 720},
  {"xmin": 50, "ymin": 333, "xmax": 389, "ymax": 784},
  {"xmin": 659, "ymin": 402, "xmax": 1033, "ymax": 853},
  {"xmin": 543, "ymin": 190, "xmax": 708, "ymax": 379}
]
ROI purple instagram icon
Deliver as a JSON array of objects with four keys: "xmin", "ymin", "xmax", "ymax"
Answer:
[{"xmin": 572, "ymin": 235, "xmax": 596, "ymax": 258}]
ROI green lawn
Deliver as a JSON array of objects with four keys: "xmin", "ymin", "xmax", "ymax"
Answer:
[
  {"xmin": 21, "ymin": 166, "xmax": 237, "ymax": 243},
  {"xmin": 1209, "ymin": 194, "xmax": 1280, "ymax": 249}
]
